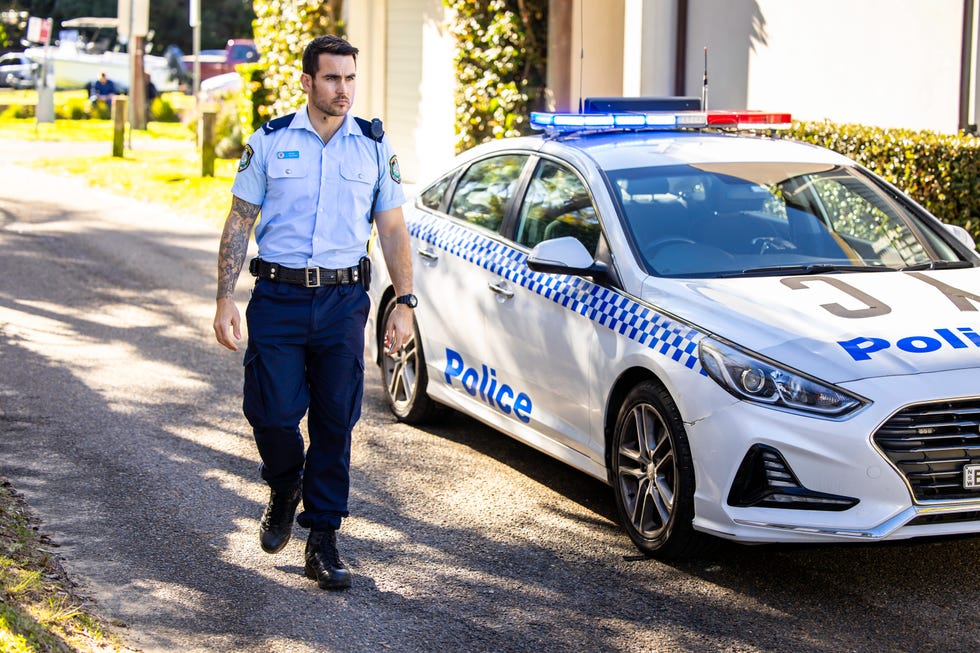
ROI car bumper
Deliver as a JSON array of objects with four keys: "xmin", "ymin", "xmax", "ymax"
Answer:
[{"xmin": 687, "ymin": 367, "xmax": 980, "ymax": 544}]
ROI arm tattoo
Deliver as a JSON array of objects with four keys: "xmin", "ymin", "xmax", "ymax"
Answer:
[{"xmin": 216, "ymin": 196, "xmax": 261, "ymax": 299}]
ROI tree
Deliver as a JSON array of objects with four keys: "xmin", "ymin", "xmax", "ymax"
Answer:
[
  {"xmin": 243, "ymin": 0, "xmax": 344, "ymax": 128},
  {"xmin": 444, "ymin": 0, "xmax": 548, "ymax": 152}
]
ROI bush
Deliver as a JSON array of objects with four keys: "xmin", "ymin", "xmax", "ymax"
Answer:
[
  {"xmin": 245, "ymin": 0, "xmax": 344, "ymax": 131},
  {"xmin": 791, "ymin": 121, "xmax": 980, "ymax": 243},
  {"xmin": 184, "ymin": 92, "xmax": 245, "ymax": 159},
  {"xmin": 214, "ymin": 102, "xmax": 244, "ymax": 159},
  {"xmin": 50, "ymin": 95, "xmax": 113, "ymax": 120},
  {"xmin": 150, "ymin": 96, "xmax": 180, "ymax": 122},
  {"xmin": 444, "ymin": 0, "xmax": 548, "ymax": 153},
  {"xmin": 0, "ymin": 104, "xmax": 33, "ymax": 119}
]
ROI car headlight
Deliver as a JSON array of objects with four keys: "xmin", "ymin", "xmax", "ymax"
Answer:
[{"xmin": 699, "ymin": 338, "xmax": 867, "ymax": 418}]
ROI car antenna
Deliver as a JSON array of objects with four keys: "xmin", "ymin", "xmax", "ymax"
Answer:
[{"xmin": 701, "ymin": 47, "xmax": 709, "ymax": 110}]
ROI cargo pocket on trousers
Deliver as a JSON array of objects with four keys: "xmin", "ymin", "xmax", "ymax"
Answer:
[
  {"xmin": 242, "ymin": 347, "xmax": 264, "ymax": 427},
  {"xmin": 342, "ymin": 354, "xmax": 366, "ymax": 432}
]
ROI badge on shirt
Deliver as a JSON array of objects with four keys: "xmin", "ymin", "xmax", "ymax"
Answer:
[
  {"xmin": 389, "ymin": 155, "xmax": 401, "ymax": 184},
  {"xmin": 276, "ymin": 150, "xmax": 300, "ymax": 159},
  {"xmin": 238, "ymin": 144, "xmax": 253, "ymax": 172}
]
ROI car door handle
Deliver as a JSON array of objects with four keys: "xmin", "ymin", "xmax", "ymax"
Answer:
[
  {"xmin": 417, "ymin": 247, "xmax": 439, "ymax": 262},
  {"xmin": 488, "ymin": 281, "xmax": 514, "ymax": 299}
]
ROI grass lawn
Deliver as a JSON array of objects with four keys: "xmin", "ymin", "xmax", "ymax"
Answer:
[
  {"xmin": 1, "ymin": 117, "xmax": 237, "ymax": 225},
  {"xmin": 0, "ymin": 117, "xmax": 193, "ymax": 142}
]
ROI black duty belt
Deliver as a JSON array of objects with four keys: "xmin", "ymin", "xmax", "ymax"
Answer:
[{"xmin": 249, "ymin": 258, "xmax": 360, "ymax": 288}]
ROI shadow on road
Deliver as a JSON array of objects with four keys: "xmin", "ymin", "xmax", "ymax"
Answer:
[{"xmin": 0, "ymin": 166, "xmax": 977, "ymax": 652}]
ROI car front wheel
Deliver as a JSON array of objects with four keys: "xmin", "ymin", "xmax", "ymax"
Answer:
[
  {"xmin": 378, "ymin": 296, "xmax": 440, "ymax": 424},
  {"xmin": 612, "ymin": 380, "xmax": 704, "ymax": 559}
]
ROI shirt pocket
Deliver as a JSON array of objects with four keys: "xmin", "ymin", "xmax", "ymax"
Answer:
[
  {"xmin": 339, "ymin": 161, "xmax": 378, "ymax": 220},
  {"xmin": 267, "ymin": 159, "xmax": 311, "ymax": 202},
  {"xmin": 339, "ymin": 160, "xmax": 377, "ymax": 187}
]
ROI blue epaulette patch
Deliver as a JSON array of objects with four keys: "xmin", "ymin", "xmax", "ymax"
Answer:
[
  {"xmin": 355, "ymin": 116, "xmax": 384, "ymax": 142},
  {"xmin": 261, "ymin": 113, "xmax": 296, "ymax": 135}
]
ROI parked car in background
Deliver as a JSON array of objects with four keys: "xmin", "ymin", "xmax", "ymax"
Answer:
[
  {"xmin": 364, "ymin": 97, "xmax": 980, "ymax": 559},
  {"xmin": 0, "ymin": 52, "xmax": 39, "ymax": 89},
  {"xmin": 183, "ymin": 39, "xmax": 257, "ymax": 83}
]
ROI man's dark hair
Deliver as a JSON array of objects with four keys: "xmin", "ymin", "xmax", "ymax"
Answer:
[{"xmin": 302, "ymin": 35, "xmax": 359, "ymax": 76}]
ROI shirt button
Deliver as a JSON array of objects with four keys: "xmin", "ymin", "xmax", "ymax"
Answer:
[{"xmin": 285, "ymin": 168, "xmax": 292, "ymax": 174}]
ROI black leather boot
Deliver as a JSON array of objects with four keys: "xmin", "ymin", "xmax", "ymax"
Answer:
[
  {"xmin": 259, "ymin": 486, "xmax": 301, "ymax": 554},
  {"xmin": 304, "ymin": 528, "xmax": 352, "ymax": 590}
]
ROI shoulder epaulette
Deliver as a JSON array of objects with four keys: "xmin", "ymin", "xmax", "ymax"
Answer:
[
  {"xmin": 261, "ymin": 113, "xmax": 296, "ymax": 135},
  {"xmin": 354, "ymin": 116, "xmax": 384, "ymax": 142}
]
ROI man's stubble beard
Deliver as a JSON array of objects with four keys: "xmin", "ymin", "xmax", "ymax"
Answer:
[{"xmin": 310, "ymin": 80, "xmax": 351, "ymax": 118}]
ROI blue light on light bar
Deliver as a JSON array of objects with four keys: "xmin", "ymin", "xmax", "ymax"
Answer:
[
  {"xmin": 530, "ymin": 112, "xmax": 688, "ymax": 131},
  {"xmin": 529, "ymin": 109, "xmax": 791, "ymax": 133},
  {"xmin": 612, "ymin": 114, "xmax": 646, "ymax": 127}
]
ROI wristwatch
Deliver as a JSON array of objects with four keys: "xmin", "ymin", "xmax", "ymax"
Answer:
[{"xmin": 395, "ymin": 293, "xmax": 418, "ymax": 308}]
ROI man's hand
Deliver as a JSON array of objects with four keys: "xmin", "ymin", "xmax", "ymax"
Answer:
[
  {"xmin": 214, "ymin": 297, "xmax": 242, "ymax": 351},
  {"xmin": 384, "ymin": 304, "xmax": 414, "ymax": 355}
]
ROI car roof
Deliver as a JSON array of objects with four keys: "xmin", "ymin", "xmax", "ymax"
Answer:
[{"xmin": 459, "ymin": 129, "xmax": 854, "ymax": 172}]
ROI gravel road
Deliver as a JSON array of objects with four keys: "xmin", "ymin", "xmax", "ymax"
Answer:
[{"xmin": 0, "ymin": 142, "xmax": 978, "ymax": 652}]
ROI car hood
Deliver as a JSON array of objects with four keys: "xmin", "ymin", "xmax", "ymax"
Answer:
[{"xmin": 641, "ymin": 268, "xmax": 980, "ymax": 383}]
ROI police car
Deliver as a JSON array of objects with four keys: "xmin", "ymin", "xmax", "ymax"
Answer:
[{"xmin": 365, "ymin": 98, "xmax": 980, "ymax": 558}]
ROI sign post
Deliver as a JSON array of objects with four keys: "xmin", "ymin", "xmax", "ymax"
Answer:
[
  {"xmin": 190, "ymin": 0, "xmax": 201, "ymax": 101},
  {"xmin": 28, "ymin": 16, "xmax": 54, "ymax": 124}
]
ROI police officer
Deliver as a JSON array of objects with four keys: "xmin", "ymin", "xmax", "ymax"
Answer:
[{"xmin": 212, "ymin": 35, "xmax": 415, "ymax": 591}]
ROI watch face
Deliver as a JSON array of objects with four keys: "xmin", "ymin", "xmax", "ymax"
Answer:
[{"xmin": 398, "ymin": 294, "xmax": 418, "ymax": 308}]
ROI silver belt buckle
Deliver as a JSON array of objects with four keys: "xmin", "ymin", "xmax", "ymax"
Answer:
[{"xmin": 304, "ymin": 267, "xmax": 321, "ymax": 287}]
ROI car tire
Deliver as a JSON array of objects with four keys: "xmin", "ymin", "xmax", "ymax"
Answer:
[
  {"xmin": 612, "ymin": 380, "xmax": 706, "ymax": 559},
  {"xmin": 378, "ymin": 296, "xmax": 440, "ymax": 424}
]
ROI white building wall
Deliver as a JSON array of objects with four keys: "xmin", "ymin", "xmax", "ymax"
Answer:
[
  {"xmin": 572, "ymin": 0, "xmax": 627, "ymax": 103},
  {"xmin": 345, "ymin": 1, "xmax": 387, "ymax": 121},
  {"xmin": 348, "ymin": 0, "xmax": 456, "ymax": 185},
  {"xmin": 349, "ymin": 0, "xmax": 973, "ymax": 184},
  {"xmin": 623, "ymin": 0, "xmax": 676, "ymax": 96},
  {"xmin": 686, "ymin": 0, "xmax": 967, "ymax": 132}
]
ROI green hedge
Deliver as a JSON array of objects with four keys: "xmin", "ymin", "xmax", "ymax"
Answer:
[{"xmin": 790, "ymin": 121, "xmax": 980, "ymax": 242}]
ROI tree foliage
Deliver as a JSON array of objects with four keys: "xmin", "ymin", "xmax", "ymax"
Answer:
[
  {"xmin": 443, "ymin": 0, "xmax": 548, "ymax": 153},
  {"xmin": 242, "ymin": 0, "xmax": 344, "ymax": 130}
]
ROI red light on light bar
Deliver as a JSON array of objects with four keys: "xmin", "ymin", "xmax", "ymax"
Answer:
[{"xmin": 705, "ymin": 111, "xmax": 792, "ymax": 127}]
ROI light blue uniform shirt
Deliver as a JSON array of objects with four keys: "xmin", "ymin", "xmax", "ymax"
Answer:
[{"xmin": 231, "ymin": 105, "xmax": 405, "ymax": 269}]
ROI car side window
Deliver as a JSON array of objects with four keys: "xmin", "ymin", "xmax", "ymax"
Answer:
[
  {"xmin": 448, "ymin": 154, "xmax": 528, "ymax": 232},
  {"xmin": 419, "ymin": 172, "xmax": 454, "ymax": 211},
  {"xmin": 516, "ymin": 159, "xmax": 600, "ymax": 254}
]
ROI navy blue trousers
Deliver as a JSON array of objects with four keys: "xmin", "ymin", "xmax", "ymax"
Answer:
[{"xmin": 243, "ymin": 279, "xmax": 369, "ymax": 530}]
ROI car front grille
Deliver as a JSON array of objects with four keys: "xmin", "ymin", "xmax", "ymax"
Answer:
[{"xmin": 873, "ymin": 399, "xmax": 980, "ymax": 502}]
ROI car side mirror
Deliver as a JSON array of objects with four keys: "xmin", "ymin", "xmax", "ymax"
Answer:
[
  {"xmin": 944, "ymin": 223, "xmax": 978, "ymax": 253},
  {"xmin": 527, "ymin": 236, "xmax": 609, "ymax": 280}
]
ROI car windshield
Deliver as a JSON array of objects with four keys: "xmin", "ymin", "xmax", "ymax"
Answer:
[{"xmin": 606, "ymin": 162, "xmax": 969, "ymax": 278}]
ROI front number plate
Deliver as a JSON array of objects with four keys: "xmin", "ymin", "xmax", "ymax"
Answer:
[{"xmin": 965, "ymin": 464, "xmax": 980, "ymax": 490}]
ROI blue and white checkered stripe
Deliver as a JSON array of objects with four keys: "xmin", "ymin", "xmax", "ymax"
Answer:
[{"xmin": 410, "ymin": 215, "xmax": 704, "ymax": 373}]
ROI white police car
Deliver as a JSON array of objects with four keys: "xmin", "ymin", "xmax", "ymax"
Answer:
[{"xmin": 365, "ymin": 98, "xmax": 980, "ymax": 558}]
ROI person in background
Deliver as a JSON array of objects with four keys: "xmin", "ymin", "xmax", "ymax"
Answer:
[
  {"xmin": 212, "ymin": 35, "xmax": 415, "ymax": 591},
  {"xmin": 89, "ymin": 71, "xmax": 116, "ymax": 103},
  {"xmin": 144, "ymin": 71, "xmax": 158, "ymax": 119}
]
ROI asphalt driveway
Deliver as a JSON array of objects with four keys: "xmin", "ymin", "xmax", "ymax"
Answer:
[{"xmin": 1, "ymin": 143, "xmax": 978, "ymax": 653}]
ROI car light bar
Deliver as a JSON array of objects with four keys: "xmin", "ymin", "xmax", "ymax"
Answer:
[{"xmin": 529, "ymin": 110, "xmax": 792, "ymax": 132}]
